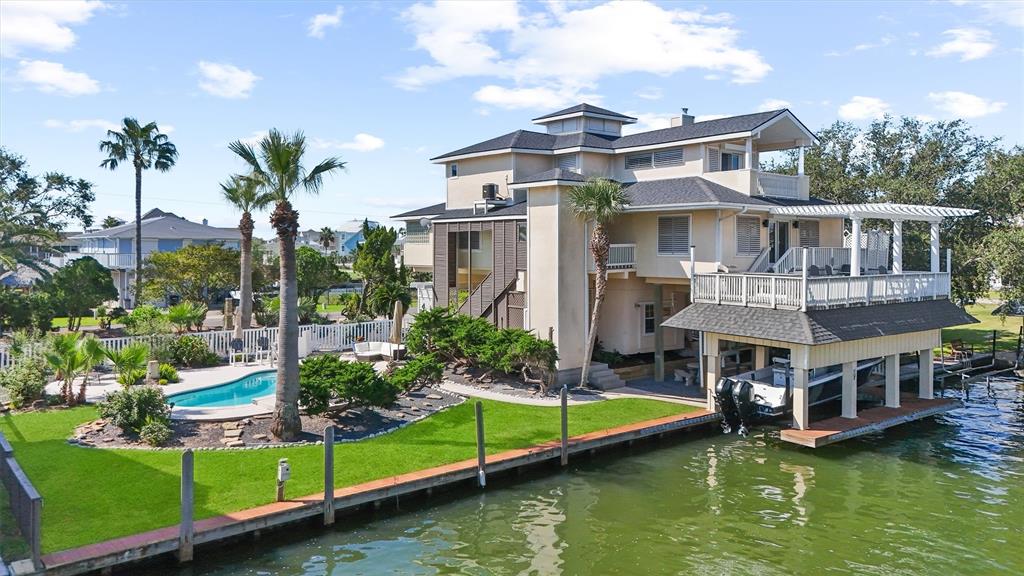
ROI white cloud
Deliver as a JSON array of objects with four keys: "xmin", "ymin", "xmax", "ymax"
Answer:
[
  {"xmin": 234, "ymin": 131, "xmax": 268, "ymax": 147},
  {"xmin": 757, "ymin": 98, "xmax": 790, "ymax": 112},
  {"xmin": 928, "ymin": 91, "xmax": 1006, "ymax": 118},
  {"xmin": 197, "ymin": 61, "xmax": 260, "ymax": 99},
  {"xmin": 927, "ymin": 28, "xmax": 995, "ymax": 61},
  {"xmin": 312, "ymin": 133, "xmax": 385, "ymax": 152},
  {"xmin": 950, "ymin": 1, "xmax": 1024, "ymax": 29},
  {"xmin": 622, "ymin": 111, "xmax": 675, "ymax": 135},
  {"xmin": 15, "ymin": 59, "xmax": 99, "ymax": 95},
  {"xmin": 308, "ymin": 6, "xmax": 343, "ymax": 38},
  {"xmin": 0, "ymin": 0, "xmax": 106, "ymax": 57},
  {"xmin": 44, "ymin": 118, "xmax": 118, "ymax": 132},
  {"xmin": 838, "ymin": 96, "xmax": 890, "ymax": 120},
  {"xmin": 160, "ymin": 124, "xmax": 176, "ymax": 134},
  {"xmin": 634, "ymin": 86, "xmax": 663, "ymax": 100},
  {"xmin": 854, "ymin": 35, "xmax": 894, "ymax": 51},
  {"xmin": 396, "ymin": 1, "xmax": 771, "ymax": 109}
]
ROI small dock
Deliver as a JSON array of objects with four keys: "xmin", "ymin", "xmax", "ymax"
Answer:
[{"xmin": 780, "ymin": 393, "xmax": 960, "ymax": 448}]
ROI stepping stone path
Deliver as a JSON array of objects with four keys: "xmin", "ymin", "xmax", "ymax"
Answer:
[
  {"xmin": 252, "ymin": 434, "xmax": 268, "ymax": 441},
  {"xmin": 426, "ymin": 394, "xmax": 442, "ymax": 400},
  {"xmin": 225, "ymin": 440, "xmax": 245, "ymax": 448},
  {"xmin": 224, "ymin": 429, "xmax": 243, "ymax": 439}
]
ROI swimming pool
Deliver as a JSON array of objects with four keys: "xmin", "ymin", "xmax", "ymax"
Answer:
[{"xmin": 167, "ymin": 371, "xmax": 276, "ymax": 408}]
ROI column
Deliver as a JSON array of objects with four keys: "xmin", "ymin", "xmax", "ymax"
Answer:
[
  {"xmin": 714, "ymin": 210, "xmax": 722, "ymax": 270},
  {"xmin": 891, "ymin": 220, "xmax": 903, "ymax": 274},
  {"xmin": 792, "ymin": 368, "xmax": 810, "ymax": 431},
  {"xmin": 918, "ymin": 348, "xmax": 934, "ymax": 399},
  {"xmin": 744, "ymin": 137, "xmax": 753, "ymax": 170},
  {"xmin": 884, "ymin": 354, "xmax": 900, "ymax": 408},
  {"xmin": 754, "ymin": 346, "xmax": 768, "ymax": 370},
  {"xmin": 705, "ymin": 351, "xmax": 720, "ymax": 410},
  {"xmin": 930, "ymin": 221, "xmax": 940, "ymax": 273},
  {"xmin": 797, "ymin": 146, "xmax": 805, "ymax": 176},
  {"xmin": 841, "ymin": 361, "xmax": 857, "ymax": 419},
  {"xmin": 850, "ymin": 217, "xmax": 862, "ymax": 276},
  {"xmin": 654, "ymin": 284, "xmax": 665, "ymax": 382}
]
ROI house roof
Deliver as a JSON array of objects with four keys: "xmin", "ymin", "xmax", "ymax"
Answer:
[
  {"xmin": 510, "ymin": 168, "xmax": 589, "ymax": 185},
  {"xmin": 431, "ymin": 202, "xmax": 527, "ymax": 222},
  {"xmin": 431, "ymin": 109, "xmax": 806, "ymax": 161},
  {"xmin": 663, "ymin": 300, "xmax": 977, "ymax": 346},
  {"xmin": 532, "ymin": 103, "xmax": 637, "ymax": 122},
  {"xmin": 622, "ymin": 177, "xmax": 832, "ymax": 210},
  {"xmin": 392, "ymin": 202, "xmax": 446, "ymax": 220},
  {"xmin": 72, "ymin": 214, "xmax": 240, "ymax": 241}
]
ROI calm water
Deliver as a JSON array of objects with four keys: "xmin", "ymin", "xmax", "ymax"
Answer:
[
  {"xmin": 164, "ymin": 377, "xmax": 1023, "ymax": 575},
  {"xmin": 167, "ymin": 371, "xmax": 276, "ymax": 407}
]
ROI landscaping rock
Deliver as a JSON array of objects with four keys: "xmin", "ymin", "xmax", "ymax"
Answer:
[
  {"xmin": 226, "ymin": 440, "xmax": 245, "ymax": 448},
  {"xmin": 426, "ymin": 394, "xmax": 443, "ymax": 400},
  {"xmin": 224, "ymin": 429, "xmax": 243, "ymax": 438},
  {"xmin": 252, "ymin": 434, "xmax": 268, "ymax": 441}
]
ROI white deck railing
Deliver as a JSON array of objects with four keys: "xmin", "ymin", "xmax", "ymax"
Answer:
[
  {"xmin": 693, "ymin": 271, "xmax": 951, "ymax": 311},
  {"xmin": 757, "ymin": 172, "xmax": 800, "ymax": 198},
  {"xmin": 589, "ymin": 243, "xmax": 636, "ymax": 271},
  {"xmin": 48, "ymin": 252, "xmax": 137, "ymax": 269},
  {"xmin": 772, "ymin": 246, "xmax": 889, "ymax": 274}
]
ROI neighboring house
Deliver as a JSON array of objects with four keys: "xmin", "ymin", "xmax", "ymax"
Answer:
[
  {"xmin": 263, "ymin": 219, "xmax": 380, "ymax": 260},
  {"xmin": 53, "ymin": 208, "xmax": 241, "ymax": 308},
  {"xmin": 395, "ymin": 102, "xmax": 978, "ymax": 415}
]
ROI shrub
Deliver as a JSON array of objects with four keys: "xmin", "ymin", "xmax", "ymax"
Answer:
[
  {"xmin": 405, "ymin": 307, "xmax": 452, "ymax": 355},
  {"xmin": 341, "ymin": 362, "xmax": 398, "ymax": 407},
  {"xmin": 122, "ymin": 305, "xmax": 171, "ymax": 336},
  {"xmin": 103, "ymin": 343, "xmax": 149, "ymax": 388},
  {"xmin": 167, "ymin": 302, "xmax": 207, "ymax": 333},
  {"xmin": 298, "ymin": 355, "xmax": 341, "ymax": 415},
  {"xmin": 169, "ymin": 335, "xmax": 220, "ymax": 368},
  {"xmin": 0, "ymin": 356, "xmax": 49, "ymax": 408},
  {"xmin": 98, "ymin": 386, "xmax": 171, "ymax": 433},
  {"xmin": 299, "ymin": 356, "xmax": 398, "ymax": 415},
  {"xmin": 254, "ymin": 296, "xmax": 279, "ymax": 327},
  {"xmin": 158, "ymin": 363, "xmax": 179, "ymax": 383},
  {"xmin": 139, "ymin": 417, "xmax": 173, "ymax": 447},
  {"xmin": 388, "ymin": 354, "xmax": 444, "ymax": 391},
  {"xmin": 449, "ymin": 315, "xmax": 497, "ymax": 362}
]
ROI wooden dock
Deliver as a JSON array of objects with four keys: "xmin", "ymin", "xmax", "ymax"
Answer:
[
  {"xmin": 780, "ymin": 393, "xmax": 960, "ymax": 448},
  {"xmin": 40, "ymin": 409, "xmax": 718, "ymax": 576}
]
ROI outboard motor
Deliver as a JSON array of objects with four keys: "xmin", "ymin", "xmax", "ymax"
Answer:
[
  {"xmin": 731, "ymin": 379, "xmax": 756, "ymax": 437},
  {"xmin": 714, "ymin": 378, "xmax": 739, "ymax": 434}
]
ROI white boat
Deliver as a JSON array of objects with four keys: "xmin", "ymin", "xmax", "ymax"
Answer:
[{"xmin": 715, "ymin": 357, "xmax": 884, "ymax": 435}]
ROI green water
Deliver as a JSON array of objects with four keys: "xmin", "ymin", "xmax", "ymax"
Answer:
[{"xmin": 166, "ymin": 378, "xmax": 1023, "ymax": 575}]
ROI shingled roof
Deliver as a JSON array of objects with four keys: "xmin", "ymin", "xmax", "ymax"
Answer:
[
  {"xmin": 622, "ymin": 177, "xmax": 832, "ymax": 208},
  {"xmin": 392, "ymin": 202, "xmax": 446, "ymax": 219},
  {"xmin": 532, "ymin": 103, "xmax": 637, "ymax": 122},
  {"xmin": 663, "ymin": 300, "xmax": 977, "ymax": 345},
  {"xmin": 510, "ymin": 168, "xmax": 589, "ymax": 185}
]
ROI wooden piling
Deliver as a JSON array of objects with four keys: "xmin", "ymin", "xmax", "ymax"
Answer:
[
  {"xmin": 323, "ymin": 426, "xmax": 335, "ymax": 526},
  {"xmin": 475, "ymin": 401, "xmax": 486, "ymax": 487},
  {"xmin": 178, "ymin": 449, "xmax": 194, "ymax": 563},
  {"xmin": 560, "ymin": 387, "xmax": 568, "ymax": 467}
]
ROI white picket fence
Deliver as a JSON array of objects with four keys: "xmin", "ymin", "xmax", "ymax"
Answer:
[{"xmin": 0, "ymin": 319, "xmax": 406, "ymax": 370}]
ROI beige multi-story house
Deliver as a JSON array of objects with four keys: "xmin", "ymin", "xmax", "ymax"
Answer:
[{"xmin": 395, "ymin": 104, "xmax": 977, "ymax": 428}]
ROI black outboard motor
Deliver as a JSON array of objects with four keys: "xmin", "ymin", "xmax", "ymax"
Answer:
[
  {"xmin": 731, "ymin": 379, "xmax": 756, "ymax": 437},
  {"xmin": 714, "ymin": 378, "xmax": 739, "ymax": 434}
]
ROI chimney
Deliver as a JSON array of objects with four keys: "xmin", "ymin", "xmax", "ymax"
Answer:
[
  {"xmin": 678, "ymin": 107, "xmax": 695, "ymax": 126},
  {"xmin": 202, "ymin": 218, "xmax": 208, "ymax": 226}
]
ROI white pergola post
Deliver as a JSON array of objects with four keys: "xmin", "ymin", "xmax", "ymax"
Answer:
[
  {"xmin": 918, "ymin": 349, "xmax": 934, "ymax": 399},
  {"xmin": 792, "ymin": 368, "xmax": 810, "ymax": 430},
  {"xmin": 891, "ymin": 220, "xmax": 903, "ymax": 274},
  {"xmin": 797, "ymin": 146, "xmax": 805, "ymax": 176},
  {"xmin": 841, "ymin": 361, "xmax": 857, "ymax": 419},
  {"xmin": 850, "ymin": 217, "xmax": 862, "ymax": 277},
  {"xmin": 884, "ymin": 354, "xmax": 900, "ymax": 408},
  {"xmin": 930, "ymin": 221, "xmax": 941, "ymax": 273}
]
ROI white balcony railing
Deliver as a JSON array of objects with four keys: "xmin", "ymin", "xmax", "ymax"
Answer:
[
  {"xmin": 757, "ymin": 172, "xmax": 800, "ymax": 198},
  {"xmin": 589, "ymin": 243, "xmax": 636, "ymax": 272},
  {"xmin": 692, "ymin": 271, "xmax": 951, "ymax": 310},
  {"xmin": 772, "ymin": 246, "xmax": 890, "ymax": 275},
  {"xmin": 49, "ymin": 252, "xmax": 136, "ymax": 269}
]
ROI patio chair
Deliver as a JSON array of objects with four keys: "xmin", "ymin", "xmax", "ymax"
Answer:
[
  {"xmin": 228, "ymin": 338, "xmax": 247, "ymax": 366},
  {"xmin": 839, "ymin": 264, "xmax": 851, "ymax": 275},
  {"xmin": 254, "ymin": 336, "xmax": 274, "ymax": 365},
  {"xmin": 807, "ymin": 264, "xmax": 821, "ymax": 277},
  {"xmin": 949, "ymin": 339, "xmax": 974, "ymax": 362},
  {"xmin": 876, "ymin": 265, "xmax": 888, "ymax": 275},
  {"xmin": 825, "ymin": 264, "xmax": 835, "ymax": 276}
]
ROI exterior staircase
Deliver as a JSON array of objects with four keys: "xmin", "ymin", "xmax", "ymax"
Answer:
[{"xmin": 556, "ymin": 362, "xmax": 626, "ymax": 390}]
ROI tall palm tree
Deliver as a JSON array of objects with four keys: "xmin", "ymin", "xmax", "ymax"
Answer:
[
  {"xmin": 221, "ymin": 174, "xmax": 274, "ymax": 338},
  {"xmin": 99, "ymin": 118, "xmax": 178, "ymax": 308},
  {"xmin": 318, "ymin": 226, "xmax": 335, "ymax": 253},
  {"xmin": 567, "ymin": 178, "xmax": 627, "ymax": 387},
  {"xmin": 229, "ymin": 130, "xmax": 345, "ymax": 440}
]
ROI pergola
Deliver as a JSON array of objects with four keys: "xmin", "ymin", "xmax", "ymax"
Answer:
[{"xmin": 769, "ymin": 203, "xmax": 977, "ymax": 276}]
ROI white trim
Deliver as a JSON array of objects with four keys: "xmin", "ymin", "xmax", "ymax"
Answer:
[
  {"xmin": 753, "ymin": 110, "xmax": 818, "ymax": 146},
  {"xmin": 533, "ymin": 111, "xmax": 637, "ymax": 124},
  {"xmin": 639, "ymin": 301, "xmax": 656, "ymax": 338},
  {"xmin": 614, "ymin": 131, "xmax": 754, "ymax": 154},
  {"xmin": 510, "ymin": 179, "xmax": 585, "ymax": 189},
  {"xmin": 433, "ymin": 215, "xmax": 526, "ymax": 223},
  {"xmin": 770, "ymin": 203, "xmax": 976, "ymax": 220},
  {"xmin": 624, "ymin": 202, "xmax": 773, "ymax": 213}
]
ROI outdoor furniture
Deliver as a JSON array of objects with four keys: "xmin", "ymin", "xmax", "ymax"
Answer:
[
  {"xmin": 228, "ymin": 338, "xmax": 247, "ymax": 365},
  {"xmin": 254, "ymin": 336, "xmax": 273, "ymax": 364},
  {"xmin": 949, "ymin": 339, "xmax": 974, "ymax": 362},
  {"xmin": 808, "ymin": 264, "xmax": 821, "ymax": 277},
  {"xmin": 353, "ymin": 341, "xmax": 406, "ymax": 362},
  {"xmin": 825, "ymin": 264, "xmax": 835, "ymax": 276}
]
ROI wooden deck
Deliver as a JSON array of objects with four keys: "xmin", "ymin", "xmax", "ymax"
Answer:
[{"xmin": 780, "ymin": 393, "xmax": 960, "ymax": 448}]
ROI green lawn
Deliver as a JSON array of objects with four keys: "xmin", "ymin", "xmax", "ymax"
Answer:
[
  {"xmin": 0, "ymin": 398, "xmax": 691, "ymax": 554},
  {"xmin": 50, "ymin": 316, "xmax": 104, "ymax": 329},
  {"xmin": 941, "ymin": 302, "xmax": 1022, "ymax": 354}
]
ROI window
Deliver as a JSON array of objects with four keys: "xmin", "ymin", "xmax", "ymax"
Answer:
[
  {"xmin": 657, "ymin": 216, "xmax": 691, "ymax": 255},
  {"xmin": 798, "ymin": 220, "xmax": 820, "ymax": 247},
  {"xmin": 470, "ymin": 230, "xmax": 480, "ymax": 250},
  {"xmin": 736, "ymin": 215, "xmax": 761, "ymax": 256},
  {"xmin": 556, "ymin": 153, "xmax": 579, "ymax": 172},
  {"xmin": 721, "ymin": 152, "xmax": 743, "ymax": 171},
  {"xmin": 653, "ymin": 148, "xmax": 684, "ymax": 167},
  {"xmin": 625, "ymin": 152, "xmax": 653, "ymax": 170},
  {"xmin": 707, "ymin": 145, "xmax": 720, "ymax": 172},
  {"xmin": 406, "ymin": 221, "xmax": 429, "ymax": 244},
  {"xmin": 548, "ymin": 118, "xmax": 579, "ymax": 134},
  {"xmin": 517, "ymin": 222, "xmax": 527, "ymax": 242},
  {"xmin": 449, "ymin": 163, "xmax": 458, "ymax": 177},
  {"xmin": 643, "ymin": 303, "xmax": 656, "ymax": 335}
]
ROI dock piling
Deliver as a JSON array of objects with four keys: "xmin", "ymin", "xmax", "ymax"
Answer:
[
  {"xmin": 324, "ymin": 426, "xmax": 335, "ymax": 526},
  {"xmin": 475, "ymin": 401, "xmax": 486, "ymax": 488},
  {"xmin": 560, "ymin": 387, "xmax": 568, "ymax": 467},
  {"xmin": 178, "ymin": 449, "xmax": 194, "ymax": 563}
]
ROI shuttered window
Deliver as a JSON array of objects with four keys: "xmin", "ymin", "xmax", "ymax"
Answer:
[
  {"xmin": 735, "ymin": 215, "xmax": 761, "ymax": 256},
  {"xmin": 706, "ymin": 145, "xmax": 720, "ymax": 172},
  {"xmin": 556, "ymin": 153, "xmax": 579, "ymax": 172},
  {"xmin": 798, "ymin": 220, "xmax": 820, "ymax": 247},
  {"xmin": 652, "ymin": 148, "xmax": 684, "ymax": 167},
  {"xmin": 625, "ymin": 152, "xmax": 652, "ymax": 170},
  {"xmin": 657, "ymin": 216, "xmax": 691, "ymax": 255}
]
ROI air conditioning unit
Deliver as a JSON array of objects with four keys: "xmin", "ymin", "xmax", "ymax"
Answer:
[{"xmin": 482, "ymin": 183, "xmax": 499, "ymax": 200}]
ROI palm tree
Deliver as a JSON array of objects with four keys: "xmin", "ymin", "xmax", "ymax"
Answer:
[
  {"xmin": 221, "ymin": 174, "xmax": 273, "ymax": 338},
  {"xmin": 228, "ymin": 130, "xmax": 345, "ymax": 440},
  {"xmin": 45, "ymin": 332, "xmax": 103, "ymax": 405},
  {"xmin": 567, "ymin": 178, "xmax": 627, "ymax": 387},
  {"xmin": 318, "ymin": 226, "xmax": 335, "ymax": 252},
  {"xmin": 102, "ymin": 342, "xmax": 148, "ymax": 388},
  {"xmin": 99, "ymin": 118, "xmax": 178, "ymax": 308}
]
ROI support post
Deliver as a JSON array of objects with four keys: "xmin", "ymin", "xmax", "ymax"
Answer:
[
  {"xmin": 744, "ymin": 137, "xmax": 753, "ymax": 171},
  {"xmin": 705, "ymin": 349, "xmax": 720, "ymax": 410},
  {"xmin": 885, "ymin": 354, "xmax": 900, "ymax": 408},
  {"xmin": 323, "ymin": 426, "xmax": 335, "ymax": 526},
  {"xmin": 754, "ymin": 346, "xmax": 768, "ymax": 370},
  {"xmin": 792, "ymin": 368, "xmax": 810, "ymax": 431},
  {"xmin": 891, "ymin": 220, "xmax": 903, "ymax": 274},
  {"xmin": 475, "ymin": 401, "xmax": 486, "ymax": 488},
  {"xmin": 178, "ymin": 449, "xmax": 194, "ymax": 563},
  {"xmin": 850, "ymin": 217, "xmax": 862, "ymax": 277},
  {"xmin": 918, "ymin": 348, "xmax": 934, "ymax": 399},
  {"xmin": 689, "ymin": 245, "xmax": 695, "ymax": 278},
  {"xmin": 841, "ymin": 361, "xmax": 857, "ymax": 419},
  {"xmin": 654, "ymin": 284, "xmax": 664, "ymax": 382},
  {"xmin": 560, "ymin": 387, "xmax": 569, "ymax": 466},
  {"xmin": 800, "ymin": 248, "xmax": 808, "ymax": 311},
  {"xmin": 930, "ymin": 221, "xmax": 940, "ymax": 273},
  {"xmin": 797, "ymin": 145, "xmax": 805, "ymax": 176}
]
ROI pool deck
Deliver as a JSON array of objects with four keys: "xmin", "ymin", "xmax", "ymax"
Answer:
[{"xmin": 38, "ymin": 407, "xmax": 719, "ymax": 576}]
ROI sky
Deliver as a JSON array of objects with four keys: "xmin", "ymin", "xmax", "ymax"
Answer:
[{"xmin": 1, "ymin": 0, "xmax": 1022, "ymax": 239}]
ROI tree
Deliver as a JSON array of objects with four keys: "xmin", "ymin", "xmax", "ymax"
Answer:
[
  {"xmin": 296, "ymin": 245, "xmax": 349, "ymax": 303},
  {"xmin": 352, "ymin": 222, "xmax": 400, "ymax": 313},
  {"xmin": 99, "ymin": 118, "xmax": 178, "ymax": 306},
  {"xmin": 221, "ymin": 174, "xmax": 273, "ymax": 338},
  {"xmin": 567, "ymin": 178, "xmax": 626, "ymax": 387},
  {"xmin": 141, "ymin": 244, "xmax": 239, "ymax": 306},
  {"xmin": 101, "ymin": 216, "xmax": 125, "ymax": 229},
  {"xmin": 167, "ymin": 302, "xmax": 208, "ymax": 333},
  {"xmin": 229, "ymin": 129, "xmax": 345, "ymax": 441},
  {"xmin": 45, "ymin": 332, "xmax": 103, "ymax": 405},
  {"xmin": 44, "ymin": 256, "xmax": 118, "ymax": 331},
  {"xmin": 102, "ymin": 343, "xmax": 148, "ymax": 387},
  {"xmin": 318, "ymin": 226, "xmax": 335, "ymax": 252}
]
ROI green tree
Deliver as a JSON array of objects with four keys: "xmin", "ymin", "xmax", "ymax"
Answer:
[
  {"xmin": 99, "ymin": 118, "xmax": 178, "ymax": 306},
  {"xmin": 101, "ymin": 216, "xmax": 125, "ymax": 229},
  {"xmin": 567, "ymin": 178, "xmax": 627, "ymax": 387},
  {"xmin": 45, "ymin": 332, "xmax": 103, "ymax": 405},
  {"xmin": 221, "ymin": 174, "xmax": 274, "ymax": 338},
  {"xmin": 102, "ymin": 343, "xmax": 148, "ymax": 387},
  {"xmin": 229, "ymin": 129, "xmax": 346, "ymax": 441},
  {"xmin": 352, "ymin": 222, "xmax": 400, "ymax": 314},
  {"xmin": 141, "ymin": 244, "xmax": 239, "ymax": 307},
  {"xmin": 296, "ymin": 245, "xmax": 349, "ymax": 303},
  {"xmin": 318, "ymin": 226, "xmax": 335, "ymax": 252},
  {"xmin": 45, "ymin": 256, "xmax": 118, "ymax": 331},
  {"xmin": 167, "ymin": 302, "xmax": 208, "ymax": 334}
]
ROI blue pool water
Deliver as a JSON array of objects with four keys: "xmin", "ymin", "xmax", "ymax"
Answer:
[{"xmin": 167, "ymin": 371, "xmax": 276, "ymax": 408}]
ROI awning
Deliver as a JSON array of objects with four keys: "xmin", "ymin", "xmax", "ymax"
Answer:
[{"xmin": 769, "ymin": 203, "xmax": 977, "ymax": 221}]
